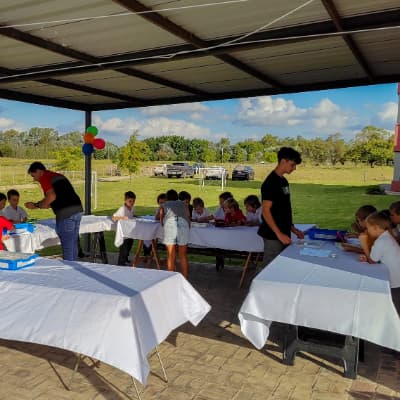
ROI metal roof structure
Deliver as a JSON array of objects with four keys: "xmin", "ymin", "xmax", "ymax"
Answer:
[{"xmin": 1, "ymin": 0, "xmax": 400, "ymax": 112}]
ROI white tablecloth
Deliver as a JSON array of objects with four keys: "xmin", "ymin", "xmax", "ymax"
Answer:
[
  {"xmin": 5, "ymin": 215, "xmax": 116, "ymax": 253},
  {"xmin": 0, "ymin": 258, "xmax": 210, "ymax": 384},
  {"xmin": 115, "ymin": 219, "xmax": 315, "ymax": 253},
  {"xmin": 114, "ymin": 218, "xmax": 163, "ymax": 247},
  {"xmin": 238, "ymin": 242, "xmax": 400, "ymax": 351}
]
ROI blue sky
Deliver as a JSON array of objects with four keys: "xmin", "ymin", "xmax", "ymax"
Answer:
[{"xmin": 0, "ymin": 83, "xmax": 398, "ymax": 146}]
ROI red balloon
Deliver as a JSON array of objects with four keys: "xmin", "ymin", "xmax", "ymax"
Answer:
[{"xmin": 93, "ymin": 138, "xmax": 106, "ymax": 150}]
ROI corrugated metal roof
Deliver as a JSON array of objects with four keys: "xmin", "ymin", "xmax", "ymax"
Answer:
[{"xmin": 0, "ymin": 0, "xmax": 399, "ymax": 110}]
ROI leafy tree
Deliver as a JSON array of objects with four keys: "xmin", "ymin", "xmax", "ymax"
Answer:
[
  {"xmin": 118, "ymin": 132, "xmax": 150, "ymax": 180},
  {"xmin": 52, "ymin": 147, "xmax": 82, "ymax": 171},
  {"xmin": 350, "ymin": 126, "xmax": 393, "ymax": 167},
  {"xmin": 326, "ymin": 133, "xmax": 347, "ymax": 165}
]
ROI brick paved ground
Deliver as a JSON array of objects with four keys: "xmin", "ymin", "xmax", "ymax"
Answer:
[{"xmin": 0, "ymin": 256, "xmax": 399, "ymax": 400}]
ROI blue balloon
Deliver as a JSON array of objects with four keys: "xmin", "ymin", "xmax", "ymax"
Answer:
[{"xmin": 82, "ymin": 143, "xmax": 94, "ymax": 155}]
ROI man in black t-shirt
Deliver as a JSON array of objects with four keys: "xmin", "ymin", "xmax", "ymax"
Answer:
[{"xmin": 258, "ymin": 147, "xmax": 304, "ymax": 266}]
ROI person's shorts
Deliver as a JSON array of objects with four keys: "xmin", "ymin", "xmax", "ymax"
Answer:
[{"xmin": 163, "ymin": 217, "xmax": 189, "ymax": 246}]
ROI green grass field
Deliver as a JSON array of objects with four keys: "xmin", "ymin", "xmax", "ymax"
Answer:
[{"xmin": 1, "ymin": 160, "xmax": 398, "ymax": 258}]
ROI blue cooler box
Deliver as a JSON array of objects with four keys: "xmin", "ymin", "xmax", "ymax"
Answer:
[
  {"xmin": 308, "ymin": 228, "xmax": 346, "ymax": 241},
  {"xmin": 14, "ymin": 223, "xmax": 35, "ymax": 233},
  {"xmin": 0, "ymin": 251, "xmax": 38, "ymax": 270}
]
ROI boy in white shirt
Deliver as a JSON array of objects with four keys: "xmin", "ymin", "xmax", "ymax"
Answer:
[
  {"xmin": 192, "ymin": 197, "xmax": 213, "ymax": 222},
  {"xmin": 113, "ymin": 191, "xmax": 136, "ymax": 266},
  {"xmin": 244, "ymin": 194, "xmax": 262, "ymax": 226},
  {"xmin": 3, "ymin": 189, "xmax": 28, "ymax": 223},
  {"xmin": 360, "ymin": 211, "xmax": 400, "ymax": 315}
]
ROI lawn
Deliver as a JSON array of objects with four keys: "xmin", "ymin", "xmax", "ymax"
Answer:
[{"xmin": 2, "ymin": 161, "xmax": 398, "ymax": 257}]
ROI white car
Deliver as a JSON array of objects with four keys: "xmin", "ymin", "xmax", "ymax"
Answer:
[
  {"xmin": 205, "ymin": 166, "xmax": 228, "ymax": 180},
  {"xmin": 154, "ymin": 164, "xmax": 167, "ymax": 176}
]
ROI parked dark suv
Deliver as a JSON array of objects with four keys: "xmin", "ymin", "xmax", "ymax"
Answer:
[{"xmin": 231, "ymin": 165, "xmax": 255, "ymax": 181}]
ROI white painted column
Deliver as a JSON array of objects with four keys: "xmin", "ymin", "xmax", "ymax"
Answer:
[{"xmin": 390, "ymin": 83, "xmax": 400, "ymax": 191}]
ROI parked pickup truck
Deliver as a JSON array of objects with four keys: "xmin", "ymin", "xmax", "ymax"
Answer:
[{"xmin": 166, "ymin": 162, "xmax": 194, "ymax": 178}]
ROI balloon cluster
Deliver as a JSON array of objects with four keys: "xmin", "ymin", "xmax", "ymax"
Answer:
[{"xmin": 82, "ymin": 125, "xmax": 106, "ymax": 155}]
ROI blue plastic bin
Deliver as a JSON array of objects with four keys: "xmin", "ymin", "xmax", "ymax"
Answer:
[
  {"xmin": 308, "ymin": 228, "xmax": 346, "ymax": 241},
  {"xmin": 14, "ymin": 223, "xmax": 35, "ymax": 233}
]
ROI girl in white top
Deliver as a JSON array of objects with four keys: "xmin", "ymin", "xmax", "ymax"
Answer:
[
  {"xmin": 244, "ymin": 194, "xmax": 262, "ymax": 226},
  {"xmin": 192, "ymin": 197, "xmax": 213, "ymax": 222},
  {"xmin": 213, "ymin": 191, "xmax": 233, "ymax": 221},
  {"xmin": 113, "ymin": 191, "xmax": 136, "ymax": 266},
  {"xmin": 359, "ymin": 211, "xmax": 400, "ymax": 288}
]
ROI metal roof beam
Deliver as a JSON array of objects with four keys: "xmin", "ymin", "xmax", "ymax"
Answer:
[
  {"xmin": 0, "ymin": 88, "xmax": 91, "ymax": 111},
  {"xmin": 112, "ymin": 0, "xmax": 283, "ymax": 89},
  {"xmin": 0, "ymin": 25, "xmax": 206, "ymax": 96},
  {"xmin": 89, "ymin": 72, "xmax": 400, "ymax": 111},
  {"xmin": 0, "ymin": 65, "xmax": 146, "ymax": 105},
  {"xmin": 321, "ymin": 0, "xmax": 374, "ymax": 82},
  {"xmin": 1, "ymin": 7, "xmax": 399, "ymax": 84}
]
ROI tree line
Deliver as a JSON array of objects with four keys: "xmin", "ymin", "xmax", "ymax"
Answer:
[{"xmin": 0, "ymin": 125, "xmax": 394, "ymax": 170}]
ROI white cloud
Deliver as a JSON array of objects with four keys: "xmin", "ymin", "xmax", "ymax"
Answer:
[
  {"xmin": 238, "ymin": 96, "xmax": 307, "ymax": 126},
  {"xmin": 0, "ymin": 117, "xmax": 15, "ymax": 130},
  {"xmin": 237, "ymin": 96, "xmax": 353, "ymax": 136},
  {"xmin": 309, "ymin": 98, "xmax": 350, "ymax": 131},
  {"xmin": 141, "ymin": 103, "xmax": 209, "ymax": 116},
  {"xmin": 378, "ymin": 102, "xmax": 397, "ymax": 122},
  {"xmin": 93, "ymin": 115, "xmax": 226, "ymax": 145}
]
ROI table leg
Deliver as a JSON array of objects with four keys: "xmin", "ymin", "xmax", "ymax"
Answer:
[
  {"xmin": 132, "ymin": 240, "xmax": 144, "ymax": 267},
  {"xmin": 151, "ymin": 240, "xmax": 161, "ymax": 270},
  {"xmin": 89, "ymin": 232, "xmax": 108, "ymax": 264},
  {"xmin": 282, "ymin": 325, "xmax": 359, "ymax": 379},
  {"xmin": 239, "ymin": 252, "xmax": 252, "ymax": 288}
]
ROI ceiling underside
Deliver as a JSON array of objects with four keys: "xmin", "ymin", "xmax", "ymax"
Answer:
[{"xmin": 0, "ymin": 0, "xmax": 399, "ymax": 111}]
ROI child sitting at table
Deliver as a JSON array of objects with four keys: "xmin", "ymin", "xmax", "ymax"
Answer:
[
  {"xmin": 0, "ymin": 193, "xmax": 6, "ymax": 216},
  {"xmin": 113, "ymin": 191, "xmax": 137, "ymax": 266},
  {"xmin": 3, "ymin": 189, "xmax": 28, "ymax": 223},
  {"xmin": 213, "ymin": 191, "xmax": 233, "ymax": 271},
  {"xmin": 348, "ymin": 205, "xmax": 377, "ymax": 236},
  {"xmin": 178, "ymin": 191, "xmax": 193, "ymax": 216},
  {"xmin": 389, "ymin": 201, "xmax": 400, "ymax": 240},
  {"xmin": 192, "ymin": 197, "xmax": 213, "ymax": 222},
  {"xmin": 359, "ymin": 211, "xmax": 400, "ymax": 315},
  {"xmin": 213, "ymin": 191, "xmax": 233, "ymax": 221},
  {"xmin": 160, "ymin": 189, "xmax": 190, "ymax": 278},
  {"xmin": 244, "ymin": 195, "xmax": 261, "ymax": 226},
  {"xmin": 343, "ymin": 204, "xmax": 377, "ymax": 253},
  {"xmin": 224, "ymin": 198, "xmax": 246, "ymax": 226}
]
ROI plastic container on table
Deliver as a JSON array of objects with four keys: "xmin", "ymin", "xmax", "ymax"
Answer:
[{"xmin": 307, "ymin": 228, "xmax": 347, "ymax": 241}]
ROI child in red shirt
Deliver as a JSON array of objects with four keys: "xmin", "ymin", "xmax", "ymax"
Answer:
[
  {"xmin": 224, "ymin": 198, "xmax": 246, "ymax": 226},
  {"xmin": 0, "ymin": 216, "xmax": 13, "ymax": 250}
]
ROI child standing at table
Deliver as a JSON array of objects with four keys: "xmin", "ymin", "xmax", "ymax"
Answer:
[
  {"xmin": 113, "ymin": 191, "xmax": 137, "ymax": 266},
  {"xmin": 3, "ymin": 189, "xmax": 28, "ymax": 223},
  {"xmin": 244, "ymin": 195, "xmax": 261, "ymax": 226},
  {"xmin": 192, "ymin": 197, "xmax": 213, "ymax": 222},
  {"xmin": 160, "ymin": 189, "xmax": 190, "ymax": 278},
  {"xmin": 224, "ymin": 198, "xmax": 246, "ymax": 226},
  {"xmin": 359, "ymin": 211, "xmax": 400, "ymax": 315},
  {"xmin": 142, "ymin": 193, "xmax": 167, "ymax": 257},
  {"xmin": 178, "ymin": 191, "xmax": 193, "ymax": 217}
]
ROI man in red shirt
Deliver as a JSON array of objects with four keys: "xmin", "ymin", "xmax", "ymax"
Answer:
[{"xmin": 25, "ymin": 162, "xmax": 83, "ymax": 261}]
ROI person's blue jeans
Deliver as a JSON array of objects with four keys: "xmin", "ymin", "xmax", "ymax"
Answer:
[{"xmin": 56, "ymin": 212, "xmax": 82, "ymax": 261}]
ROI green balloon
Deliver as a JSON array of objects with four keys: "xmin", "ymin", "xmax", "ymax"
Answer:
[{"xmin": 86, "ymin": 126, "xmax": 98, "ymax": 136}]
